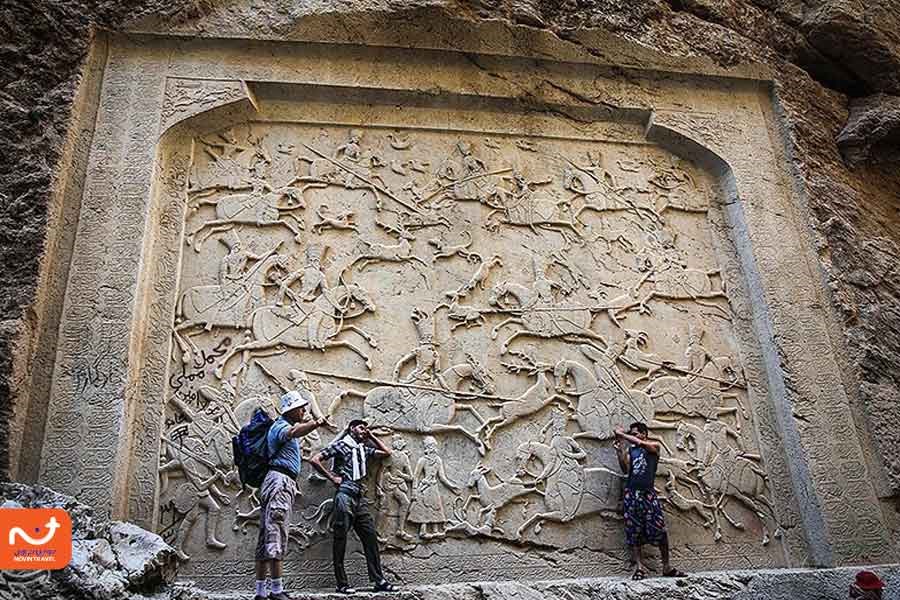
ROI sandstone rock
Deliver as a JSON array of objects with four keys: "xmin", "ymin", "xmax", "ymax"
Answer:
[
  {"xmin": 837, "ymin": 93, "xmax": 900, "ymax": 165},
  {"xmin": 801, "ymin": 0, "xmax": 900, "ymax": 95},
  {"xmin": 0, "ymin": 483, "xmax": 178, "ymax": 600}
]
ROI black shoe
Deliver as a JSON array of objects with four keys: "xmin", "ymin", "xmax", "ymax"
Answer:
[
  {"xmin": 336, "ymin": 585, "xmax": 357, "ymax": 595},
  {"xmin": 373, "ymin": 580, "xmax": 398, "ymax": 592},
  {"xmin": 254, "ymin": 596, "xmax": 267, "ymax": 600},
  {"xmin": 270, "ymin": 592, "xmax": 294, "ymax": 600}
]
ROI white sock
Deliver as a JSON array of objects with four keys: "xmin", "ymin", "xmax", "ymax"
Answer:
[
  {"xmin": 255, "ymin": 580, "xmax": 268, "ymax": 596},
  {"xmin": 271, "ymin": 578, "xmax": 284, "ymax": 594}
]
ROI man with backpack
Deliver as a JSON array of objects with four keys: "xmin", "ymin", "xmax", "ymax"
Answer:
[
  {"xmin": 310, "ymin": 419, "xmax": 397, "ymax": 594},
  {"xmin": 253, "ymin": 390, "xmax": 326, "ymax": 600}
]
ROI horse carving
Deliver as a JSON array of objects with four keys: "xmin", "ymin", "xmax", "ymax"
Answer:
[
  {"xmin": 675, "ymin": 422, "xmax": 780, "ymax": 545},
  {"xmin": 327, "ymin": 363, "xmax": 495, "ymax": 454},
  {"xmin": 173, "ymin": 253, "xmax": 287, "ymax": 363},
  {"xmin": 186, "ymin": 183, "xmax": 306, "ymax": 250},
  {"xmin": 514, "ymin": 432, "xmax": 623, "ymax": 538},
  {"xmin": 488, "ymin": 282, "xmax": 606, "ymax": 354},
  {"xmin": 214, "ymin": 283, "xmax": 378, "ymax": 379}
]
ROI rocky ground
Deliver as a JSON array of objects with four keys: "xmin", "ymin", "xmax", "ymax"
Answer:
[{"xmin": 0, "ymin": 483, "xmax": 178, "ymax": 600}]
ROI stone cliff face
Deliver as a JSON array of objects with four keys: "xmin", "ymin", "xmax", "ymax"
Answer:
[{"xmin": 1, "ymin": 0, "xmax": 898, "ymax": 549}]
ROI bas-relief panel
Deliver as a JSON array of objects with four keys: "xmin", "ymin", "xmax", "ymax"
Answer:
[{"xmin": 156, "ymin": 116, "xmax": 783, "ymax": 587}]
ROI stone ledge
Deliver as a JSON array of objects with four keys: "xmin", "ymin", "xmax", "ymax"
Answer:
[{"xmin": 179, "ymin": 566, "xmax": 900, "ymax": 600}]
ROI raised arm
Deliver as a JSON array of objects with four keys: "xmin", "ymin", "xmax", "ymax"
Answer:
[
  {"xmin": 288, "ymin": 416, "xmax": 326, "ymax": 439},
  {"xmin": 615, "ymin": 427, "xmax": 660, "ymax": 454},
  {"xmin": 614, "ymin": 438, "xmax": 630, "ymax": 474},
  {"xmin": 365, "ymin": 427, "xmax": 391, "ymax": 458}
]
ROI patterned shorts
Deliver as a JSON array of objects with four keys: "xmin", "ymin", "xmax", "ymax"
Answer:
[
  {"xmin": 255, "ymin": 471, "xmax": 297, "ymax": 560},
  {"xmin": 623, "ymin": 488, "xmax": 667, "ymax": 547}
]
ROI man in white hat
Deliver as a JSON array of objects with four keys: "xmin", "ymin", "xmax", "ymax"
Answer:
[{"xmin": 254, "ymin": 389, "xmax": 326, "ymax": 600}]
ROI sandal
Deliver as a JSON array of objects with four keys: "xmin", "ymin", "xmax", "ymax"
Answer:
[
  {"xmin": 662, "ymin": 567, "xmax": 687, "ymax": 578},
  {"xmin": 373, "ymin": 580, "xmax": 398, "ymax": 592},
  {"xmin": 336, "ymin": 586, "xmax": 357, "ymax": 595},
  {"xmin": 632, "ymin": 568, "xmax": 646, "ymax": 581}
]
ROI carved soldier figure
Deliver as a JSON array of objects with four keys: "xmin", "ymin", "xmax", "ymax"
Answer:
[
  {"xmin": 392, "ymin": 308, "xmax": 448, "ymax": 388},
  {"xmin": 218, "ymin": 231, "xmax": 265, "ymax": 292},
  {"xmin": 528, "ymin": 258, "xmax": 564, "ymax": 307},
  {"xmin": 334, "ymin": 129, "xmax": 363, "ymax": 163},
  {"xmin": 277, "ymin": 244, "xmax": 329, "ymax": 305},
  {"xmin": 452, "ymin": 140, "xmax": 493, "ymax": 201},
  {"xmin": 683, "ymin": 324, "xmax": 715, "ymax": 373},
  {"xmin": 408, "ymin": 436, "xmax": 460, "ymax": 539},
  {"xmin": 199, "ymin": 129, "xmax": 252, "ymax": 189},
  {"xmin": 172, "ymin": 386, "xmax": 240, "ymax": 467},
  {"xmin": 376, "ymin": 434, "xmax": 415, "ymax": 541},
  {"xmin": 168, "ymin": 436, "xmax": 232, "ymax": 561}
]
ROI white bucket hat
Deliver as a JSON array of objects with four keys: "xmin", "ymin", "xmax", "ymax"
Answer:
[{"xmin": 280, "ymin": 390, "xmax": 311, "ymax": 414}]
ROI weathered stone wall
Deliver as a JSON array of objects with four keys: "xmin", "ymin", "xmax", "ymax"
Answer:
[{"xmin": 2, "ymin": 0, "xmax": 899, "ymax": 578}]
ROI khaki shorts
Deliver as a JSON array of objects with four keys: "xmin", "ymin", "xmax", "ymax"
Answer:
[{"xmin": 255, "ymin": 470, "xmax": 297, "ymax": 560}]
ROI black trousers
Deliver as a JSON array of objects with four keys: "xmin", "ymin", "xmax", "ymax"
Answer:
[{"xmin": 332, "ymin": 481, "xmax": 385, "ymax": 587}]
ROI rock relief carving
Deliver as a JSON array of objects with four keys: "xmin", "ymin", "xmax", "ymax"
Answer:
[
  {"xmin": 158, "ymin": 123, "xmax": 778, "ymax": 568},
  {"xmin": 408, "ymin": 436, "xmax": 461, "ymax": 539},
  {"xmin": 186, "ymin": 180, "xmax": 306, "ymax": 250}
]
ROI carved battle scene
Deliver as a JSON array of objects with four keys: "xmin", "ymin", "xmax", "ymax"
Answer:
[{"xmin": 156, "ymin": 120, "xmax": 782, "ymax": 581}]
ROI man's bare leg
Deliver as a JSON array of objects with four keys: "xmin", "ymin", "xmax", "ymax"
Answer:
[
  {"xmin": 630, "ymin": 544, "xmax": 645, "ymax": 578},
  {"xmin": 659, "ymin": 535, "xmax": 671, "ymax": 573}
]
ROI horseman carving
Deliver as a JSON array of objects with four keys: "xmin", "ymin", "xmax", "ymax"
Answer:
[
  {"xmin": 213, "ymin": 281, "xmax": 378, "ymax": 379},
  {"xmin": 173, "ymin": 241, "xmax": 286, "ymax": 363}
]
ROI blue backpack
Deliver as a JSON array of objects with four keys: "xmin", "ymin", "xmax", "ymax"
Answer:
[{"xmin": 232, "ymin": 408, "xmax": 274, "ymax": 488}]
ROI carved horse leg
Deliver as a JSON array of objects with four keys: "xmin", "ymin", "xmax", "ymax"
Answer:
[
  {"xmin": 490, "ymin": 318, "xmax": 524, "ymax": 340},
  {"xmin": 277, "ymin": 216, "xmax": 304, "ymax": 242},
  {"xmin": 215, "ymin": 339, "xmax": 278, "ymax": 380},
  {"xmin": 189, "ymin": 220, "xmax": 237, "ymax": 251},
  {"xmin": 324, "ymin": 339, "xmax": 373, "ymax": 370},
  {"xmin": 427, "ymin": 423, "xmax": 486, "ymax": 456},
  {"xmin": 407, "ymin": 257, "xmax": 432, "ymax": 288},
  {"xmin": 340, "ymin": 324, "xmax": 379, "ymax": 348},
  {"xmin": 484, "ymin": 394, "xmax": 564, "ymax": 442},
  {"xmin": 173, "ymin": 321, "xmax": 207, "ymax": 363},
  {"xmin": 326, "ymin": 388, "xmax": 367, "ymax": 417},
  {"xmin": 228, "ymin": 345, "xmax": 286, "ymax": 385},
  {"xmin": 498, "ymin": 329, "xmax": 527, "ymax": 355},
  {"xmin": 456, "ymin": 403, "xmax": 489, "ymax": 426},
  {"xmin": 730, "ymin": 491, "xmax": 776, "ymax": 545},
  {"xmin": 516, "ymin": 510, "xmax": 569, "ymax": 538}
]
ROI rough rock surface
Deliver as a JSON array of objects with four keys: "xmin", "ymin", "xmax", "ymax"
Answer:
[
  {"xmin": 2, "ymin": 0, "xmax": 900, "ymax": 560},
  {"xmin": 838, "ymin": 93, "xmax": 900, "ymax": 164},
  {"xmin": 0, "ymin": 483, "xmax": 178, "ymax": 600}
]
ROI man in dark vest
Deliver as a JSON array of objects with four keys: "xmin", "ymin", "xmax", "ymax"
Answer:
[
  {"xmin": 615, "ymin": 422, "xmax": 687, "ymax": 580},
  {"xmin": 310, "ymin": 419, "xmax": 397, "ymax": 594}
]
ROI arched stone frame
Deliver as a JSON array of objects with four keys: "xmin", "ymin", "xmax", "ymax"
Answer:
[{"xmin": 20, "ymin": 15, "xmax": 891, "ymax": 588}]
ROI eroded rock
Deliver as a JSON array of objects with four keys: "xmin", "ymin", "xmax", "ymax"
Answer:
[
  {"xmin": 0, "ymin": 483, "xmax": 178, "ymax": 600},
  {"xmin": 837, "ymin": 93, "xmax": 900, "ymax": 165}
]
